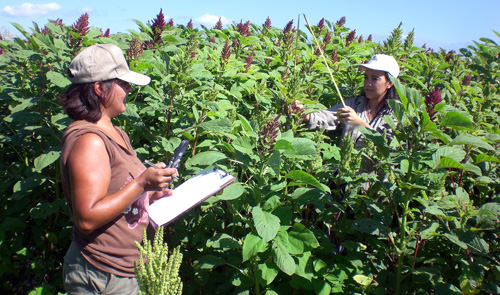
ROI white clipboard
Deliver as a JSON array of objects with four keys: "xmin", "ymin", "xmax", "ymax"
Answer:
[{"xmin": 148, "ymin": 167, "xmax": 235, "ymax": 227}]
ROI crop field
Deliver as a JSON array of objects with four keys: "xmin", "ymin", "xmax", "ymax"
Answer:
[{"xmin": 0, "ymin": 10, "xmax": 499, "ymax": 295}]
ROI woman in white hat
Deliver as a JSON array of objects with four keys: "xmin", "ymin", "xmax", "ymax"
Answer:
[
  {"xmin": 296, "ymin": 54, "xmax": 400, "ymax": 147},
  {"xmin": 59, "ymin": 44, "xmax": 178, "ymax": 294}
]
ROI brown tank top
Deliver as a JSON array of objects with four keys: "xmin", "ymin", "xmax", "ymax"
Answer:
[{"xmin": 60, "ymin": 120, "xmax": 149, "ymax": 277}]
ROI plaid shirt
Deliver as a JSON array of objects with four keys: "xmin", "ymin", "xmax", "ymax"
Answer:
[{"xmin": 307, "ymin": 96, "xmax": 397, "ymax": 147}]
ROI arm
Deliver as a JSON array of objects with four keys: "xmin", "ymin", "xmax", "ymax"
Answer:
[
  {"xmin": 67, "ymin": 133, "xmax": 176, "ymax": 235},
  {"xmin": 337, "ymin": 107, "xmax": 374, "ymax": 130}
]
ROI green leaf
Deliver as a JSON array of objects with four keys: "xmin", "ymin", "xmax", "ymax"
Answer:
[
  {"xmin": 314, "ymin": 281, "xmax": 332, "ymax": 295},
  {"xmin": 288, "ymin": 223, "xmax": 320, "ymax": 251},
  {"xmin": 273, "ymin": 139, "xmax": 294, "ymax": 151},
  {"xmin": 199, "ymin": 118, "xmax": 233, "ymax": 132},
  {"xmin": 206, "ymin": 233, "xmax": 239, "ymax": 250},
  {"xmin": 237, "ymin": 114, "xmax": 254, "ymax": 133},
  {"xmin": 281, "ymin": 137, "xmax": 318, "ymax": 159},
  {"xmin": 450, "ymin": 134, "xmax": 494, "ymax": 151},
  {"xmin": 440, "ymin": 111, "xmax": 475, "ymax": 131},
  {"xmin": 443, "ymin": 233, "xmax": 467, "ymax": 250},
  {"xmin": 30, "ymin": 200, "xmax": 65, "ymax": 219},
  {"xmin": 13, "ymin": 175, "xmax": 46, "ymax": 194},
  {"xmin": 193, "ymin": 254, "xmax": 225, "ymax": 271},
  {"xmin": 432, "ymin": 147, "xmax": 466, "ymax": 168},
  {"xmin": 242, "ymin": 232, "xmax": 267, "ymax": 262},
  {"xmin": 256, "ymin": 260, "xmax": 279, "ymax": 285},
  {"xmin": 272, "ymin": 239, "xmax": 295, "ymax": 276},
  {"xmin": 46, "ymin": 71, "xmax": 71, "ymax": 88},
  {"xmin": 286, "ymin": 170, "xmax": 330, "ymax": 193},
  {"xmin": 266, "ymin": 150, "xmax": 281, "ymax": 176},
  {"xmin": 353, "ymin": 274, "xmax": 373, "ymax": 287},
  {"xmin": 358, "ymin": 126, "xmax": 389, "ymax": 157},
  {"xmin": 186, "ymin": 151, "xmax": 228, "ymax": 167},
  {"xmin": 467, "ymin": 237, "xmax": 489, "ymax": 255},
  {"xmin": 295, "ymin": 251, "xmax": 313, "ymax": 281},
  {"xmin": 351, "ymin": 218, "xmax": 389, "ymax": 235},
  {"xmin": 232, "ymin": 136, "xmax": 255, "ymax": 155},
  {"xmin": 475, "ymin": 153, "xmax": 500, "ymax": 164},
  {"xmin": 438, "ymin": 156, "xmax": 465, "ymax": 170},
  {"xmin": 217, "ymin": 182, "xmax": 244, "ymax": 200},
  {"xmin": 420, "ymin": 222, "xmax": 440, "ymax": 240},
  {"xmin": 0, "ymin": 217, "xmax": 27, "ymax": 233},
  {"xmin": 252, "ymin": 207, "xmax": 280, "ymax": 242},
  {"xmin": 34, "ymin": 150, "xmax": 61, "ymax": 172},
  {"xmin": 425, "ymin": 205, "xmax": 446, "ymax": 217}
]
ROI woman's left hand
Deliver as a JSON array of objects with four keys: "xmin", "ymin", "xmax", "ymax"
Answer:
[
  {"xmin": 337, "ymin": 107, "xmax": 364, "ymax": 126},
  {"xmin": 149, "ymin": 189, "xmax": 173, "ymax": 204}
]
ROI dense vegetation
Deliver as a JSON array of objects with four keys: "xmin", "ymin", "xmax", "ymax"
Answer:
[{"xmin": 0, "ymin": 10, "xmax": 499, "ymax": 295}]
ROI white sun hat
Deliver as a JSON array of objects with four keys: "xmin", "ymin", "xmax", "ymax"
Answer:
[
  {"xmin": 357, "ymin": 54, "xmax": 400, "ymax": 78},
  {"xmin": 68, "ymin": 44, "xmax": 151, "ymax": 86}
]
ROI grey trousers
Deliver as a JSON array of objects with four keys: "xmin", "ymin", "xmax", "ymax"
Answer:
[{"xmin": 63, "ymin": 241, "xmax": 139, "ymax": 295}]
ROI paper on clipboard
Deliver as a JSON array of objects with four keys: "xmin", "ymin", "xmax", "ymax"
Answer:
[{"xmin": 148, "ymin": 167, "xmax": 235, "ymax": 227}]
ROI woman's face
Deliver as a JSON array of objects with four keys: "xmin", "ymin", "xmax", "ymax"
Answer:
[
  {"xmin": 363, "ymin": 68, "xmax": 393, "ymax": 101},
  {"xmin": 102, "ymin": 79, "xmax": 132, "ymax": 118}
]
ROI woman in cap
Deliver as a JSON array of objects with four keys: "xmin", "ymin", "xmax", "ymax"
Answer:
[
  {"xmin": 295, "ymin": 54, "xmax": 400, "ymax": 147},
  {"xmin": 59, "ymin": 44, "xmax": 177, "ymax": 294}
]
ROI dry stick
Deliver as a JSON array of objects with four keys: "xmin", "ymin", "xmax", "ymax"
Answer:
[{"xmin": 302, "ymin": 13, "xmax": 346, "ymax": 107}]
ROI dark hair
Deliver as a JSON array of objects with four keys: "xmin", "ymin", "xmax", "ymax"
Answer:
[
  {"xmin": 360, "ymin": 72, "xmax": 400, "ymax": 102},
  {"xmin": 384, "ymin": 73, "xmax": 399, "ymax": 101},
  {"xmin": 59, "ymin": 79, "xmax": 116, "ymax": 123}
]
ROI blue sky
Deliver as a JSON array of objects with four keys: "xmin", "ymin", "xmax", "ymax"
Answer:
[{"xmin": 1, "ymin": 0, "xmax": 499, "ymax": 51}]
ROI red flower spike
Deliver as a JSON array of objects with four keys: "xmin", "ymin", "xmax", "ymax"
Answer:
[
  {"xmin": 445, "ymin": 50, "xmax": 455, "ymax": 62},
  {"xmin": 331, "ymin": 49, "xmax": 338, "ymax": 64},
  {"xmin": 70, "ymin": 13, "xmax": 89, "ymax": 52},
  {"xmin": 258, "ymin": 115, "xmax": 282, "ymax": 154},
  {"xmin": 263, "ymin": 17, "xmax": 272, "ymax": 30},
  {"xmin": 213, "ymin": 18, "xmax": 223, "ymax": 30},
  {"xmin": 323, "ymin": 30, "xmax": 331, "ymax": 46},
  {"xmin": 346, "ymin": 29, "xmax": 356, "ymax": 45},
  {"xmin": 462, "ymin": 74, "xmax": 472, "ymax": 87},
  {"xmin": 127, "ymin": 37, "xmax": 143, "ymax": 61},
  {"xmin": 220, "ymin": 39, "xmax": 231, "ymax": 70},
  {"xmin": 425, "ymin": 88, "xmax": 443, "ymax": 120},
  {"xmin": 145, "ymin": 9, "xmax": 167, "ymax": 49},
  {"xmin": 336, "ymin": 16, "xmax": 346, "ymax": 27},
  {"xmin": 282, "ymin": 20, "xmax": 295, "ymax": 48},
  {"xmin": 244, "ymin": 50, "xmax": 254, "ymax": 72},
  {"xmin": 72, "ymin": 13, "xmax": 89, "ymax": 35},
  {"xmin": 237, "ymin": 20, "xmax": 251, "ymax": 37}
]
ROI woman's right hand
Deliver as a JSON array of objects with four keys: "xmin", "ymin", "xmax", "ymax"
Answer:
[{"xmin": 138, "ymin": 163, "xmax": 178, "ymax": 192}]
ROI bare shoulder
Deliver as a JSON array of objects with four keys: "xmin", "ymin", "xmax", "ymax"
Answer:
[
  {"xmin": 74, "ymin": 133, "xmax": 106, "ymax": 150},
  {"xmin": 68, "ymin": 133, "xmax": 109, "ymax": 166}
]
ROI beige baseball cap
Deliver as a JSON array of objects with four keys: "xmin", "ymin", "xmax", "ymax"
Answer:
[
  {"xmin": 68, "ymin": 44, "xmax": 151, "ymax": 86},
  {"xmin": 357, "ymin": 54, "xmax": 400, "ymax": 78}
]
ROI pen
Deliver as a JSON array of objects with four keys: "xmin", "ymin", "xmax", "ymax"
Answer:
[
  {"xmin": 143, "ymin": 159, "xmax": 161, "ymax": 169},
  {"xmin": 143, "ymin": 159, "xmax": 179, "ymax": 180}
]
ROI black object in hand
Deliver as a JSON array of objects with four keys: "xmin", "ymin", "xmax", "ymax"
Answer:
[{"xmin": 167, "ymin": 140, "xmax": 189, "ymax": 168}]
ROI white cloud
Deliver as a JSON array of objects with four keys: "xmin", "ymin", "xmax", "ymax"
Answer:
[
  {"xmin": 1, "ymin": 2, "xmax": 62, "ymax": 17},
  {"xmin": 78, "ymin": 7, "xmax": 95, "ymax": 13},
  {"xmin": 194, "ymin": 14, "xmax": 232, "ymax": 27}
]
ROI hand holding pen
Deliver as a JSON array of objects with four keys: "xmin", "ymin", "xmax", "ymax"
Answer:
[
  {"xmin": 141, "ymin": 140, "xmax": 188, "ymax": 192},
  {"xmin": 141, "ymin": 160, "xmax": 178, "ymax": 191}
]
